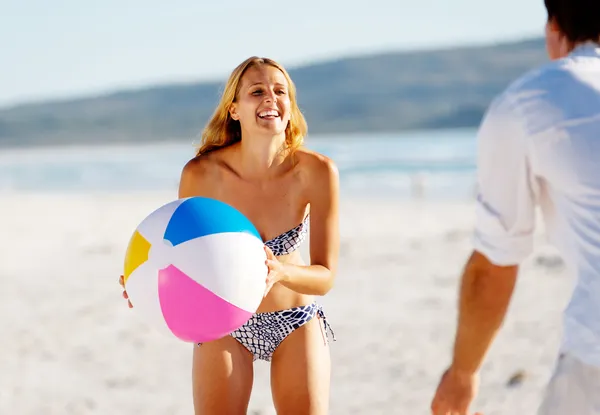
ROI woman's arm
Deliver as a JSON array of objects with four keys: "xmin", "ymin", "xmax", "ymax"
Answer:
[{"xmin": 274, "ymin": 156, "xmax": 340, "ymax": 296}]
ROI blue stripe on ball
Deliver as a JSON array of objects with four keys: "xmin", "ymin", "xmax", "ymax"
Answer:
[{"xmin": 164, "ymin": 197, "xmax": 261, "ymax": 246}]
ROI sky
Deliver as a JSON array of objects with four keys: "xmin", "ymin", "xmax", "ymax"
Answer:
[{"xmin": 2, "ymin": 0, "xmax": 547, "ymax": 107}]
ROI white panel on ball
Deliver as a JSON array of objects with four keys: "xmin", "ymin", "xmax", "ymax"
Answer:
[
  {"xmin": 169, "ymin": 232, "xmax": 268, "ymax": 313},
  {"xmin": 124, "ymin": 261, "xmax": 174, "ymax": 337}
]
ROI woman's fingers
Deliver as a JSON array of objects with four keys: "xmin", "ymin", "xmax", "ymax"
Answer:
[{"xmin": 119, "ymin": 275, "xmax": 133, "ymax": 307}]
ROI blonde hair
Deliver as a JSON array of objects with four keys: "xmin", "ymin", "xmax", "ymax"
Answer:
[{"xmin": 195, "ymin": 56, "xmax": 308, "ymax": 157}]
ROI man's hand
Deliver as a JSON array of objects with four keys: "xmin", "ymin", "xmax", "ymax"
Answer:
[
  {"xmin": 430, "ymin": 250, "xmax": 518, "ymax": 415},
  {"xmin": 430, "ymin": 367, "xmax": 482, "ymax": 415}
]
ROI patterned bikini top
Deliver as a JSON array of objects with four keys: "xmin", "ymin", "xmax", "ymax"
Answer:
[{"xmin": 264, "ymin": 215, "xmax": 309, "ymax": 256}]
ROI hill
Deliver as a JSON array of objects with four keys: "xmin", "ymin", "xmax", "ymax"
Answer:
[{"xmin": 0, "ymin": 37, "xmax": 547, "ymax": 147}]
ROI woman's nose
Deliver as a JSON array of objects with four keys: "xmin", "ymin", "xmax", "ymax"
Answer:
[{"xmin": 264, "ymin": 90, "xmax": 277, "ymax": 102}]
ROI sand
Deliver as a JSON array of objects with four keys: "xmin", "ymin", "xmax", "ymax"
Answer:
[{"xmin": 0, "ymin": 190, "xmax": 573, "ymax": 414}]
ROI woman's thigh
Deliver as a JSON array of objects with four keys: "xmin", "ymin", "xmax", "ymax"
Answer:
[
  {"xmin": 192, "ymin": 335, "xmax": 254, "ymax": 415},
  {"xmin": 269, "ymin": 315, "xmax": 331, "ymax": 415}
]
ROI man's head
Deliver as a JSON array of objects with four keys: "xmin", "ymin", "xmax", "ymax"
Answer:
[{"xmin": 544, "ymin": 0, "xmax": 600, "ymax": 59}]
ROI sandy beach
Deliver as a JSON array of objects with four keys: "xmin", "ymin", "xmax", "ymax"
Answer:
[{"xmin": 0, "ymin": 190, "xmax": 572, "ymax": 414}]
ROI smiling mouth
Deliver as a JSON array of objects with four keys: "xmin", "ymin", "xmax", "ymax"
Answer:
[{"xmin": 257, "ymin": 109, "xmax": 280, "ymax": 119}]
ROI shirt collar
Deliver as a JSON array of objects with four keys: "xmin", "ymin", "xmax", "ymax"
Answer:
[{"xmin": 570, "ymin": 41, "xmax": 600, "ymax": 58}]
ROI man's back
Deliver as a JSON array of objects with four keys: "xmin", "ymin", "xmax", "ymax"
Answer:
[
  {"xmin": 525, "ymin": 43, "xmax": 600, "ymax": 366},
  {"xmin": 430, "ymin": 4, "xmax": 600, "ymax": 413},
  {"xmin": 473, "ymin": 42, "xmax": 600, "ymax": 367}
]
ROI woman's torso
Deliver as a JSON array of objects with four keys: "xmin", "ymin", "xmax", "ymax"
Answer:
[{"xmin": 181, "ymin": 144, "xmax": 315, "ymax": 312}]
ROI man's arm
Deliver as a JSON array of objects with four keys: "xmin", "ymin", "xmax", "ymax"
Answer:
[
  {"xmin": 450, "ymin": 250, "xmax": 518, "ymax": 376},
  {"xmin": 431, "ymin": 89, "xmax": 539, "ymax": 415},
  {"xmin": 450, "ymin": 90, "xmax": 537, "ymax": 373}
]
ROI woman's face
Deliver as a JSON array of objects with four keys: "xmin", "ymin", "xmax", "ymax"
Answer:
[{"xmin": 230, "ymin": 64, "xmax": 292, "ymax": 137}]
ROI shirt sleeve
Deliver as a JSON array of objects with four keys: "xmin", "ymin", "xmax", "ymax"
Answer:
[{"xmin": 472, "ymin": 92, "xmax": 539, "ymax": 266}]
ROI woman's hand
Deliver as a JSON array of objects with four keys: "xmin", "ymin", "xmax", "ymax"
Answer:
[
  {"xmin": 263, "ymin": 245, "xmax": 289, "ymax": 297},
  {"xmin": 119, "ymin": 275, "xmax": 133, "ymax": 308}
]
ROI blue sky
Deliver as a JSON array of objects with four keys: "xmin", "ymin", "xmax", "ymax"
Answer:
[{"xmin": 2, "ymin": 0, "xmax": 547, "ymax": 107}]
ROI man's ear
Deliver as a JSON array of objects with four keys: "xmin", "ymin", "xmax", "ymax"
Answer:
[{"xmin": 547, "ymin": 17, "xmax": 561, "ymax": 34}]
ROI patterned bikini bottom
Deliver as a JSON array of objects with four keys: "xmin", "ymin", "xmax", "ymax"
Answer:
[{"xmin": 197, "ymin": 302, "xmax": 336, "ymax": 362}]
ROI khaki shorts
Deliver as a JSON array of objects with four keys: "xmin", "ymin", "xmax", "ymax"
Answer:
[{"xmin": 538, "ymin": 352, "xmax": 600, "ymax": 415}]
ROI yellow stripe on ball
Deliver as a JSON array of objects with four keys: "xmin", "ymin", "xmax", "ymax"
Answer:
[{"xmin": 123, "ymin": 230, "xmax": 151, "ymax": 284}]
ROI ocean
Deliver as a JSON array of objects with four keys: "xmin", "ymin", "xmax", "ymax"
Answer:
[{"xmin": 0, "ymin": 128, "xmax": 478, "ymax": 200}]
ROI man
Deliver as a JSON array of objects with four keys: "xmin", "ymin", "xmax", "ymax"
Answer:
[{"xmin": 430, "ymin": 1, "xmax": 600, "ymax": 414}]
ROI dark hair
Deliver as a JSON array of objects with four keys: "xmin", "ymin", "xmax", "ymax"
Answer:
[{"xmin": 545, "ymin": 0, "xmax": 600, "ymax": 44}]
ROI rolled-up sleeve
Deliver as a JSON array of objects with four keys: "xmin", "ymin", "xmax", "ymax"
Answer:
[{"xmin": 472, "ymin": 92, "xmax": 539, "ymax": 266}]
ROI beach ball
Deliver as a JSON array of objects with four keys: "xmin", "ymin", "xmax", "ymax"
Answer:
[{"xmin": 122, "ymin": 196, "xmax": 267, "ymax": 343}]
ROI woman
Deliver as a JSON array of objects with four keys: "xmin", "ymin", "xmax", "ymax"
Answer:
[{"xmin": 119, "ymin": 56, "xmax": 340, "ymax": 415}]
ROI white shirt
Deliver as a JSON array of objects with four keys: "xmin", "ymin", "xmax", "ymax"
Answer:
[{"xmin": 473, "ymin": 42, "xmax": 600, "ymax": 367}]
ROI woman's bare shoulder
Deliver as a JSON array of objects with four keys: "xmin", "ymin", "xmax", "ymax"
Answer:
[
  {"xmin": 292, "ymin": 148, "xmax": 339, "ymax": 204},
  {"xmin": 181, "ymin": 147, "xmax": 233, "ymax": 178},
  {"xmin": 179, "ymin": 150, "xmax": 229, "ymax": 196},
  {"xmin": 294, "ymin": 147, "xmax": 339, "ymax": 181},
  {"xmin": 182, "ymin": 153, "xmax": 217, "ymax": 178}
]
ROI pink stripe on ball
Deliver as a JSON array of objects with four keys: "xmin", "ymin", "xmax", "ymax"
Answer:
[{"xmin": 158, "ymin": 265, "xmax": 254, "ymax": 343}]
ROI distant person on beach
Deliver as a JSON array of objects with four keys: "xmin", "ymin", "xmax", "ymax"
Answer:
[
  {"xmin": 430, "ymin": 0, "xmax": 600, "ymax": 414},
  {"xmin": 119, "ymin": 56, "xmax": 339, "ymax": 415}
]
